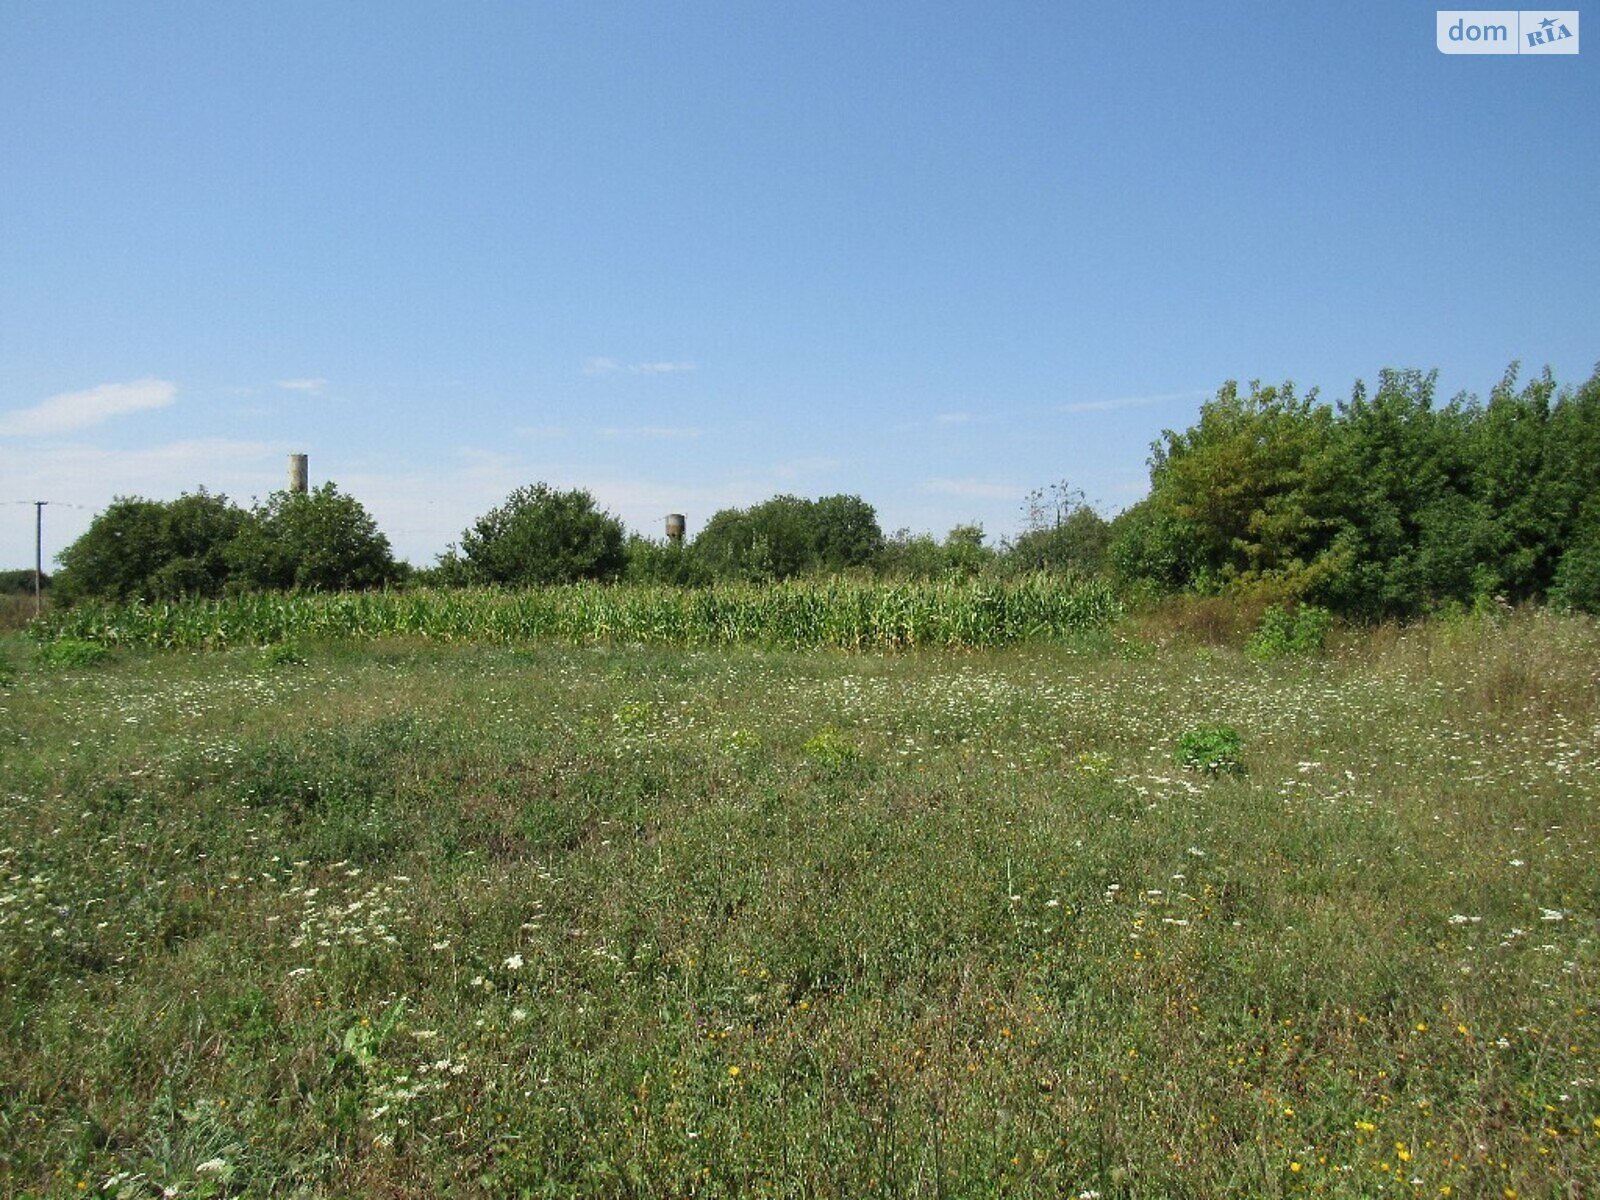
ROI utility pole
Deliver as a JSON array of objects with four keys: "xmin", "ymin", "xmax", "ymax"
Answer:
[{"xmin": 35, "ymin": 501, "xmax": 47, "ymax": 619}]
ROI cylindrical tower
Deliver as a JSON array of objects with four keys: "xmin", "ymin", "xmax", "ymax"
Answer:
[
  {"xmin": 288, "ymin": 454, "xmax": 309, "ymax": 494},
  {"xmin": 665, "ymin": 513, "xmax": 687, "ymax": 543}
]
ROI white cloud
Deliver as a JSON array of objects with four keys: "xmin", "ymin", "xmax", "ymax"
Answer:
[
  {"xmin": 933, "ymin": 412, "xmax": 976, "ymax": 425},
  {"xmin": 0, "ymin": 378, "xmax": 177, "ymax": 437},
  {"xmin": 276, "ymin": 378, "xmax": 328, "ymax": 393},
  {"xmin": 582, "ymin": 357, "xmax": 697, "ymax": 375},
  {"xmin": 920, "ymin": 478, "xmax": 1020, "ymax": 500}
]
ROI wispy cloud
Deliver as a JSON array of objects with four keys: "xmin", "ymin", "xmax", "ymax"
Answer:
[
  {"xmin": 583, "ymin": 357, "xmax": 698, "ymax": 376},
  {"xmin": 598, "ymin": 426, "xmax": 701, "ymax": 440},
  {"xmin": 920, "ymin": 478, "xmax": 1020, "ymax": 500},
  {"xmin": 1054, "ymin": 388, "xmax": 1207, "ymax": 414},
  {"xmin": 276, "ymin": 378, "xmax": 328, "ymax": 393},
  {"xmin": 0, "ymin": 378, "xmax": 177, "ymax": 437},
  {"xmin": 934, "ymin": 412, "xmax": 977, "ymax": 425}
]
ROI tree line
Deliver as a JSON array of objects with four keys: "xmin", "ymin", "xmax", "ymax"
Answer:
[
  {"xmin": 1111, "ymin": 363, "xmax": 1600, "ymax": 616},
  {"xmin": 39, "ymin": 361, "xmax": 1600, "ymax": 616}
]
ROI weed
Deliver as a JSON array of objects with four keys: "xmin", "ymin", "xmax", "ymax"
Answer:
[
  {"xmin": 1175, "ymin": 724, "xmax": 1244, "ymax": 774},
  {"xmin": 39, "ymin": 636, "xmax": 111, "ymax": 668},
  {"xmin": 1247, "ymin": 603, "xmax": 1333, "ymax": 660},
  {"xmin": 802, "ymin": 726, "xmax": 860, "ymax": 773},
  {"xmin": 259, "ymin": 639, "xmax": 306, "ymax": 667}
]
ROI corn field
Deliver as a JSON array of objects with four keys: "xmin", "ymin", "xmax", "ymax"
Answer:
[{"xmin": 34, "ymin": 576, "xmax": 1120, "ymax": 651}]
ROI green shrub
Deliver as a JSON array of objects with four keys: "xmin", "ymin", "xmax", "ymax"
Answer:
[
  {"xmin": 1247, "ymin": 603, "xmax": 1333, "ymax": 660},
  {"xmin": 40, "ymin": 637, "xmax": 111, "ymax": 668},
  {"xmin": 260, "ymin": 640, "xmax": 306, "ymax": 668},
  {"xmin": 1175, "ymin": 725, "xmax": 1243, "ymax": 775},
  {"xmin": 227, "ymin": 484, "xmax": 403, "ymax": 593},
  {"xmin": 802, "ymin": 727, "xmax": 859, "ymax": 772},
  {"xmin": 460, "ymin": 483, "xmax": 626, "ymax": 586}
]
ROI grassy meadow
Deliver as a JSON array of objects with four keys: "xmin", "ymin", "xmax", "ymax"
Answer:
[{"xmin": 1, "ymin": 608, "xmax": 1597, "ymax": 1197}]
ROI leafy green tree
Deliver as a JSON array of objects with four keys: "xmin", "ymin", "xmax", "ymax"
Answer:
[
  {"xmin": 55, "ymin": 490, "xmax": 249, "ymax": 603},
  {"xmin": 1464, "ymin": 365, "xmax": 1558, "ymax": 601},
  {"xmin": 1007, "ymin": 482, "xmax": 1111, "ymax": 575},
  {"xmin": 1315, "ymin": 370, "xmax": 1476, "ymax": 617},
  {"xmin": 691, "ymin": 494, "xmax": 882, "ymax": 580},
  {"xmin": 228, "ymin": 484, "xmax": 402, "ymax": 592},
  {"xmin": 811, "ymin": 494, "xmax": 884, "ymax": 570},
  {"xmin": 1551, "ymin": 503, "xmax": 1600, "ymax": 613},
  {"xmin": 0, "ymin": 569, "xmax": 49, "ymax": 594},
  {"xmin": 460, "ymin": 483, "xmax": 626, "ymax": 585},
  {"xmin": 875, "ymin": 528, "xmax": 949, "ymax": 579},
  {"xmin": 942, "ymin": 524, "xmax": 991, "ymax": 579},
  {"xmin": 1107, "ymin": 497, "xmax": 1198, "ymax": 594},
  {"xmin": 624, "ymin": 535, "xmax": 712, "ymax": 586},
  {"xmin": 1542, "ymin": 365, "xmax": 1600, "ymax": 610},
  {"xmin": 1145, "ymin": 380, "xmax": 1339, "ymax": 591}
]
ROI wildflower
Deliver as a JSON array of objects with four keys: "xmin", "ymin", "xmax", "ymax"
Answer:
[
  {"xmin": 504, "ymin": 953, "xmax": 524, "ymax": 970},
  {"xmin": 195, "ymin": 1158, "xmax": 227, "ymax": 1175},
  {"xmin": 728, "ymin": 1065, "xmax": 741, "ymax": 1078},
  {"xmin": 1289, "ymin": 1161, "xmax": 1302, "ymax": 1173}
]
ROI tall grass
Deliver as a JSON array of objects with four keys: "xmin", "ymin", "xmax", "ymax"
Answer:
[
  {"xmin": 4, "ymin": 613, "xmax": 1596, "ymax": 1196},
  {"xmin": 34, "ymin": 576, "xmax": 1120, "ymax": 651}
]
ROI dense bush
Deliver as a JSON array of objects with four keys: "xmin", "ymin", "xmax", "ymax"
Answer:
[
  {"xmin": 54, "ymin": 485, "xmax": 401, "ymax": 603},
  {"xmin": 0, "ymin": 569, "xmax": 49, "ymax": 594},
  {"xmin": 690, "ymin": 494, "xmax": 883, "ymax": 581},
  {"xmin": 1110, "ymin": 362, "xmax": 1600, "ymax": 617},
  {"xmin": 623, "ymin": 536, "xmax": 712, "ymax": 586},
  {"xmin": 459, "ymin": 483, "xmax": 626, "ymax": 586},
  {"xmin": 1246, "ymin": 603, "xmax": 1333, "ymax": 660},
  {"xmin": 54, "ymin": 490, "xmax": 248, "ymax": 603},
  {"xmin": 227, "ymin": 484, "xmax": 403, "ymax": 592}
]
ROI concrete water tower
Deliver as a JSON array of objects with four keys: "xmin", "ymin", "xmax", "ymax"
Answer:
[
  {"xmin": 288, "ymin": 454, "xmax": 308, "ymax": 494},
  {"xmin": 666, "ymin": 513, "xmax": 686, "ymax": 543}
]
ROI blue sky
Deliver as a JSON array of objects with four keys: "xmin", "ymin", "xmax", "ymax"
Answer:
[{"xmin": 2, "ymin": 1, "xmax": 1595, "ymax": 568}]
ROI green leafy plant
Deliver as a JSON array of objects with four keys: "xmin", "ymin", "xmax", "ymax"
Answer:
[
  {"xmin": 802, "ymin": 727, "xmax": 859, "ymax": 772},
  {"xmin": 1247, "ymin": 603, "xmax": 1333, "ymax": 660},
  {"xmin": 260, "ymin": 639, "xmax": 306, "ymax": 667},
  {"xmin": 1175, "ymin": 725, "xmax": 1243, "ymax": 775},
  {"xmin": 40, "ymin": 637, "xmax": 111, "ymax": 668}
]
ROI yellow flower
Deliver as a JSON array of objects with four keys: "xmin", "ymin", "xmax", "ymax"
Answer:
[
  {"xmin": 1289, "ymin": 1161, "xmax": 1302, "ymax": 1173},
  {"xmin": 727, "ymin": 1065, "xmax": 740, "ymax": 1078},
  {"xmin": 1415, "ymin": 1021, "xmax": 1428, "ymax": 1032}
]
